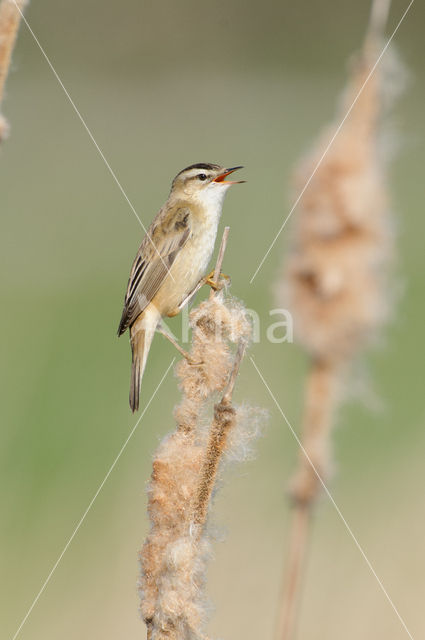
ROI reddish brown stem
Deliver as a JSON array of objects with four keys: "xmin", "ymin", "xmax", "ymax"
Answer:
[{"xmin": 192, "ymin": 340, "xmax": 245, "ymax": 532}]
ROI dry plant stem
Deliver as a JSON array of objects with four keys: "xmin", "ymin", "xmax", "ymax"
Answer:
[
  {"xmin": 192, "ymin": 340, "xmax": 246, "ymax": 532},
  {"xmin": 276, "ymin": 359, "xmax": 339, "ymax": 640},
  {"xmin": 0, "ymin": 0, "xmax": 27, "ymax": 140},
  {"xmin": 366, "ymin": 0, "xmax": 391, "ymax": 43},
  {"xmin": 209, "ymin": 225, "xmax": 230, "ymax": 300},
  {"xmin": 290, "ymin": 359, "xmax": 339, "ymax": 504},
  {"xmin": 276, "ymin": 505, "xmax": 311, "ymax": 640}
]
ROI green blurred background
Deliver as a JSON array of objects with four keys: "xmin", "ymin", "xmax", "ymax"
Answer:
[{"xmin": 1, "ymin": 1, "xmax": 424, "ymax": 638}]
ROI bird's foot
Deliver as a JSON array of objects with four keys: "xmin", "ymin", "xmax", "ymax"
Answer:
[{"xmin": 204, "ymin": 270, "xmax": 231, "ymax": 292}]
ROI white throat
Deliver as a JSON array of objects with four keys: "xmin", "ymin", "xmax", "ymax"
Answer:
[{"xmin": 194, "ymin": 182, "xmax": 231, "ymax": 217}]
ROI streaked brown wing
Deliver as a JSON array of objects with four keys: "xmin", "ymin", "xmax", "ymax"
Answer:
[{"xmin": 117, "ymin": 208, "xmax": 191, "ymax": 335}]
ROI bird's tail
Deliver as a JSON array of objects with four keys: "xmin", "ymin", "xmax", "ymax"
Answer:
[{"xmin": 129, "ymin": 306, "xmax": 160, "ymax": 412}]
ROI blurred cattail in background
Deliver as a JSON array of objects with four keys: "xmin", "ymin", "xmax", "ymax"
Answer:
[
  {"xmin": 140, "ymin": 232, "xmax": 265, "ymax": 640},
  {"xmin": 274, "ymin": 0, "xmax": 404, "ymax": 637},
  {"xmin": 0, "ymin": 0, "xmax": 27, "ymax": 142}
]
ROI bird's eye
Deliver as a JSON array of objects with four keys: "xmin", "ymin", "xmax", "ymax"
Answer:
[{"xmin": 197, "ymin": 173, "xmax": 207, "ymax": 181}]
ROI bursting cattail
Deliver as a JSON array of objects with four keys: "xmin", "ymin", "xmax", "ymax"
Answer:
[
  {"xmin": 274, "ymin": 3, "xmax": 402, "ymax": 637},
  {"xmin": 283, "ymin": 49, "xmax": 394, "ymax": 504},
  {"xmin": 0, "ymin": 0, "xmax": 27, "ymax": 142},
  {"xmin": 280, "ymin": 28, "xmax": 396, "ymax": 510},
  {"xmin": 140, "ymin": 232, "xmax": 264, "ymax": 640}
]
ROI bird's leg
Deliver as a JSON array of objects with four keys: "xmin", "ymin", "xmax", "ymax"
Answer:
[
  {"xmin": 204, "ymin": 270, "xmax": 231, "ymax": 292},
  {"xmin": 156, "ymin": 325, "xmax": 201, "ymax": 364},
  {"xmin": 157, "ymin": 325, "xmax": 191, "ymax": 360}
]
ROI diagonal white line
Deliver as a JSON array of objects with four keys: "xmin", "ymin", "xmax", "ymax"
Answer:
[
  {"xmin": 11, "ymin": 1, "xmax": 175, "ymax": 281},
  {"xmin": 250, "ymin": 356, "xmax": 414, "ymax": 640},
  {"xmin": 249, "ymin": 0, "xmax": 415, "ymax": 284},
  {"xmin": 10, "ymin": 358, "xmax": 175, "ymax": 640}
]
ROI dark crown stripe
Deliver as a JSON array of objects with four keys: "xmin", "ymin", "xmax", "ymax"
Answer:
[{"xmin": 176, "ymin": 162, "xmax": 221, "ymax": 176}]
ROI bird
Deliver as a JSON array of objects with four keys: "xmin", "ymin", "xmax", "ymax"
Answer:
[{"xmin": 117, "ymin": 162, "xmax": 244, "ymax": 412}]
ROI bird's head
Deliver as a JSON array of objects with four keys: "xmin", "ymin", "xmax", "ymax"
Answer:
[{"xmin": 170, "ymin": 163, "xmax": 245, "ymax": 206}]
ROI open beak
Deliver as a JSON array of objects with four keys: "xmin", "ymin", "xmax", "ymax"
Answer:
[{"xmin": 213, "ymin": 166, "xmax": 245, "ymax": 184}]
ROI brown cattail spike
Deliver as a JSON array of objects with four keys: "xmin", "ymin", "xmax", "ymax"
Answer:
[
  {"xmin": 274, "ymin": 1, "xmax": 401, "ymax": 637},
  {"xmin": 139, "ymin": 229, "xmax": 263, "ymax": 640}
]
